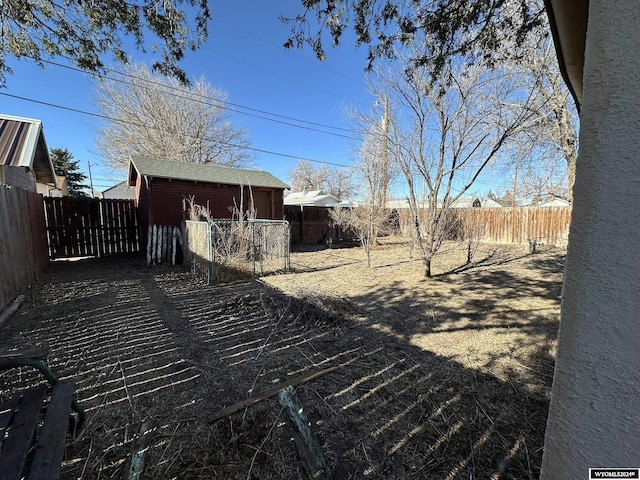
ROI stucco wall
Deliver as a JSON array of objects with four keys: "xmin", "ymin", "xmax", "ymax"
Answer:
[
  {"xmin": 541, "ymin": 0, "xmax": 640, "ymax": 477},
  {"xmin": 35, "ymin": 182, "xmax": 57, "ymax": 196}
]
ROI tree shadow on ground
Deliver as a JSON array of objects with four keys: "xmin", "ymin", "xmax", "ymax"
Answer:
[{"xmin": 0, "ymin": 248, "xmax": 562, "ymax": 479}]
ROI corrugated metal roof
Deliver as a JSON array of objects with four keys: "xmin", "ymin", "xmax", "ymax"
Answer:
[
  {"xmin": 0, "ymin": 117, "xmax": 32, "ymax": 167},
  {"xmin": 129, "ymin": 156, "xmax": 289, "ymax": 190},
  {"xmin": 0, "ymin": 114, "xmax": 57, "ymax": 185}
]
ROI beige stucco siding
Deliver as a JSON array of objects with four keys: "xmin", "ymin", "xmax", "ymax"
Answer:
[{"xmin": 541, "ymin": 0, "xmax": 640, "ymax": 476}]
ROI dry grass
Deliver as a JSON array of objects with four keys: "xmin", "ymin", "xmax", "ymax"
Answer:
[{"xmin": 0, "ymin": 237, "xmax": 563, "ymax": 479}]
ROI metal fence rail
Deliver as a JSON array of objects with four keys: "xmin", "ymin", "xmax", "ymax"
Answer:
[
  {"xmin": 184, "ymin": 219, "xmax": 290, "ymax": 283},
  {"xmin": 211, "ymin": 219, "xmax": 291, "ymax": 276}
]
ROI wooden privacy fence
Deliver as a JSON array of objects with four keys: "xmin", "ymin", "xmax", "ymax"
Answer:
[
  {"xmin": 285, "ymin": 205, "xmax": 339, "ymax": 244},
  {"xmin": 396, "ymin": 206, "xmax": 572, "ymax": 246},
  {"xmin": 43, "ymin": 197, "xmax": 140, "ymax": 258},
  {"xmin": 453, "ymin": 207, "xmax": 572, "ymax": 246},
  {"xmin": 0, "ymin": 185, "xmax": 48, "ymax": 311}
]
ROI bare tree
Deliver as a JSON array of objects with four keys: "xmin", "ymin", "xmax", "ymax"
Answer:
[
  {"xmin": 330, "ymin": 206, "xmax": 388, "ymax": 267},
  {"xmin": 289, "ymin": 159, "xmax": 328, "ymax": 192},
  {"xmin": 288, "ymin": 159, "xmax": 354, "ymax": 199},
  {"xmin": 347, "ymin": 88, "xmax": 397, "ymax": 210},
  {"xmin": 515, "ymin": 32, "xmax": 579, "ymax": 201},
  {"xmin": 490, "ymin": 6, "xmax": 578, "ymax": 203},
  {"xmin": 358, "ymin": 132, "xmax": 388, "ymax": 208},
  {"xmin": 94, "ymin": 64, "xmax": 254, "ymax": 170},
  {"xmin": 376, "ymin": 49, "xmax": 538, "ymax": 277},
  {"xmin": 517, "ymin": 159, "xmax": 569, "ymax": 205},
  {"xmin": 325, "ymin": 168, "xmax": 355, "ymax": 200}
]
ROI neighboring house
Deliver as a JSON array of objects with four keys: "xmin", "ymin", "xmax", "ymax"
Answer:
[
  {"xmin": 101, "ymin": 181, "xmax": 135, "ymax": 200},
  {"xmin": 386, "ymin": 199, "xmax": 413, "ymax": 209},
  {"xmin": 386, "ymin": 197, "xmax": 484, "ymax": 209},
  {"xmin": 536, "ymin": 197, "xmax": 571, "ymax": 208},
  {"xmin": 284, "ymin": 190, "xmax": 341, "ymax": 207},
  {"xmin": 52, "ymin": 176, "xmax": 69, "ymax": 197},
  {"xmin": 284, "ymin": 191, "xmax": 342, "ymax": 244},
  {"xmin": 447, "ymin": 197, "xmax": 482, "ymax": 208},
  {"xmin": 480, "ymin": 197, "xmax": 505, "ymax": 208},
  {"xmin": 0, "ymin": 114, "xmax": 61, "ymax": 195},
  {"xmin": 128, "ymin": 156, "xmax": 289, "ymax": 236}
]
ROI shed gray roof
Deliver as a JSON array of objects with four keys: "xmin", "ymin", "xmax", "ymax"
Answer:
[
  {"xmin": 128, "ymin": 156, "xmax": 289, "ymax": 189},
  {"xmin": 101, "ymin": 181, "xmax": 135, "ymax": 200}
]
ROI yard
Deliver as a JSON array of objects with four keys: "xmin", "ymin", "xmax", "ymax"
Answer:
[{"xmin": 0, "ymin": 238, "xmax": 563, "ymax": 479}]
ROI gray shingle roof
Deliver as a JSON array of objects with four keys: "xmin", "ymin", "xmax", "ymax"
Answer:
[
  {"xmin": 129, "ymin": 156, "xmax": 289, "ymax": 189},
  {"xmin": 101, "ymin": 181, "xmax": 135, "ymax": 200}
]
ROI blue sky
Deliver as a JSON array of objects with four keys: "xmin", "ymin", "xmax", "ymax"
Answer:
[
  {"xmin": 1, "ymin": 1, "xmax": 373, "ymax": 194},
  {"xmin": 0, "ymin": 1, "xmax": 513, "ymax": 197}
]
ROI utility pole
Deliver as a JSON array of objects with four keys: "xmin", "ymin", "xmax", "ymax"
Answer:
[
  {"xmin": 380, "ymin": 94, "xmax": 389, "ymax": 210},
  {"xmin": 511, "ymin": 166, "xmax": 518, "ymax": 242},
  {"xmin": 511, "ymin": 166, "xmax": 518, "ymax": 209},
  {"xmin": 88, "ymin": 161, "xmax": 95, "ymax": 198}
]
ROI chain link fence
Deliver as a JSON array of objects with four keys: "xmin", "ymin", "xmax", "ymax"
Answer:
[{"xmin": 185, "ymin": 219, "xmax": 290, "ymax": 283}]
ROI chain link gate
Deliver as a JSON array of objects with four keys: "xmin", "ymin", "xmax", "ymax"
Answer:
[{"xmin": 185, "ymin": 219, "xmax": 290, "ymax": 283}]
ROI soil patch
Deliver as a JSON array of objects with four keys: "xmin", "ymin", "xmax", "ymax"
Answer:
[{"xmin": 0, "ymin": 239, "xmax": 563, "ymax": 479}]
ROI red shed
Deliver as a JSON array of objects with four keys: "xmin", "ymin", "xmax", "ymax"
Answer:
[{"xmin": 128, "ymin": 156, "xmax": 289, "ymax": 237}]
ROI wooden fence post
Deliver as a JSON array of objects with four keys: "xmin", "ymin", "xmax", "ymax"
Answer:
[{"xmin": 146, "ymin": 225, "xmax": 153, "ymax": 266}]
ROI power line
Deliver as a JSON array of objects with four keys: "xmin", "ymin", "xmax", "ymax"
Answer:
[
  {"xmin": 0, "ymin": 92, "xmax": 351, "ymax": 168},
  {"xmin": 213, "ymin": 17, "xmax": 364, "ymax": 87},
  {"xmin": 204, "ymin": 46, "xmax": 344, "ymax": 101},
  {"xmin": 36, "ymin": 57, "xmax": 363, "ymax": 140}
]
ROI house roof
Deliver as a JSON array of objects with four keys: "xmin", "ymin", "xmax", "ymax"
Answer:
[
  {"xmin": 0, "ymin": 114, "xmax": 57, "ymax": 185},
  {"xmin": 101, "ymin": 181, "xmax": 135, "ymax": 200},
  {"xmin": 537, "ymin": 197, "xmax": 571, "ymax": 208},
  {"xmin": 386, "ymin": 197, "xmax": 494, "ymax": 209},
  {"xmin": 128, "ymin": 156, "xmax": 289, "ymax": 190},
  {"xmin": 544, "ymin": 0, "xmax": 588, "ymax": 110},
  {"xmin": 284, "ymin": 190, "xmax": 341, "ymax": 207},
  {"xmin": 481, "ymin": 197, "xmax": 508, "ymax": 208}
]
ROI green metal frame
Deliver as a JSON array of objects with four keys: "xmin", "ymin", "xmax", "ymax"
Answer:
[{"xmin": 1, "ymin": 357, "xmax": 86, "ymax": 429}]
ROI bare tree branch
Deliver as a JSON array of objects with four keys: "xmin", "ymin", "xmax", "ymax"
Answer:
[
  {"xmin": 94, "ymin": 63, "xmax": 254, "ymax": 170},
  {"xmin": 368, "ymin": 45, "xmax": 538, "ymax": 277}
]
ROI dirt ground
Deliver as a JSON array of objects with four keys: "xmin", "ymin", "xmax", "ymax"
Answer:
[{"xmin": 0, "ymin": 238, "xmax": 563, "ymax": 479}]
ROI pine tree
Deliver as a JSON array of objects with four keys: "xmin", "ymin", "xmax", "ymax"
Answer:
[
  {"xmin": 1, "ymin": 1, "xmax": 209, "ymax": 86},
  {"xmin": 50, "ymin": 148, "xmax": 88, "ymax": 198}
]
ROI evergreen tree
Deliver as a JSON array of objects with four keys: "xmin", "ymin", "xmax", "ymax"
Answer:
[
  {"xmin": 1, "ymin": 1, "xmax": 209, "ymax": 86},
  {"xmin": 284, "ymin": 0, "xmax": 545, "ymax": 79},
  {"xmin": 50, "ymin": 148, "xmax": 88, "ymax": 198}
]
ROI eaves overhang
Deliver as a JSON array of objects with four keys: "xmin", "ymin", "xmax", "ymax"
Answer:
[{"xmin": 544, "ymin": 0, "xmax": 589, "ymax": 111}]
